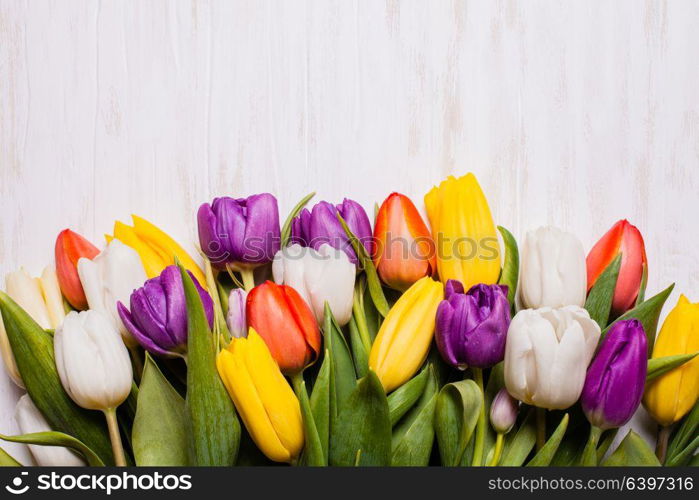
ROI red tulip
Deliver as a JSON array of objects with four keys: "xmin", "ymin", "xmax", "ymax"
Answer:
[
  {"xmin": 246, "ymin": 281, "xmax": 321, "ymax": 374},
  {"xmin": 373, "ymin": 192, "xmax": 436, "ymax": 291},
  {"xmin": 586, "ymin": 220, "xmax": 647, "ymax": 317},
  {"xmin": 55, "ymin": 229, "xmax": 100, "ymax": 310}
]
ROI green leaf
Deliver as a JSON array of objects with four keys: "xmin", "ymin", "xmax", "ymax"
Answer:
[
  {"xmin": 203, "ymin": 256, "xmax": 231, "ymax": 344},
  {"xmin": 585, "ymin": 254, "xmax": 622, "ymax": 328},
  {"xmin": 348, "ymin": 316, "xmax": 369, "ymax": 378},
  {"xmin": 310, "ymin": 350, "xmax": 331, "ymax": 460},
  {"xmin": 527, "ymin": 413, "xmax": 569, "ymax": 466},
  {"xmin": 329, "ymin": 371, "xmax": 391, "ymax": 466},
  {"xmin": 497, "ymin": 226, "xmax": 519, "ymax": 313},
  {"xmin": 280, "ymin": 191, "xmax": 315, "ymax": 247},
  {"xmin": 635, "ymin": 263, "xmax": 648, "ymax": 306},
  {"xmin": 667, "ymin": 401, "xmax": 699, "ymax": 464},
  {"xmin": 0, "ymin": 431, "xmax": 104, "ymax": 466},
  {"xmin": 666, "ymin": 435, "xmax": 699, "ymax": 467},
  {"xmin": 603, "ymin": 283, "xmax": 674, "ymax": 354},
  {"xmin": 647, "ymin": 352, "xmax": 699, "ymax": 382},
  {"xmin": 0, "ymin": 446, "xmax": 21, "ymax": 466},
  {"xmin": 601, "ymin": 430, "xmax": 660, "ymax": 466},
  {"xmin": 597, "ymin": 428, "xmax": 618, "ymax": 463},
  {"xmin": 391, "ymin": 365, "xmax": 438, "ymax": 466},
  {"xmin": 435, "ymin": 379, "xmax": 483, "ymax": 466},
  {"xmin": 387, "ymin": 365, "xmax": 429, "ymax": 426},
  {"xmin": 292, "ymin": 374, "xmax": 325, "ymax": 466},
  {"xmin": 336, "ymin": 213, "xmax": 390, "ymax": 317},
  {"xmin": 500, "ymin": 408, "xmax": 537, "ymax": 466},
  {"xmin": 132, "ymin": 354, "xmax": 188, "ymax": 466},
  {"xmin": 0, "ymin": 292, "xmax": 114, "ymax": 464},
  {"xmin": 179, "ymin": 263, "xmax": 240, "ymax": 466}
]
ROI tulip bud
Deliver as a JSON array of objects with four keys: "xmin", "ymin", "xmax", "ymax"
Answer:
[
  {"xmin": 118, "ymin": 265, "xmax": 213, "ymax": 357},
  {"xmin": 109, "ymin": 215, "xmax": 206, "ymax": 286},
  {"xmin": 197, "ymin": 194, "xmax": 281, "ymax": 270},
  {"xmin": 644, "ymin": 295, "xmax": 699, "ymax": 426},
  {"xmin": 291, "ymin": 199, "xmax": 372, "ymax": 265},
  {"xmin": 504, "ymin": 306, "xmax": 601, "ymax": 410},
  {"xmin": 246, "ymin": 281, "xmax": 321, "ymax": 375},
  {"xmin": 581, "ymin": 319, "xmax": 646, "ymax": 430},
  {"xmin": 55, "ymin": 229, "xmax": 100, "ymax": 309},
  {"xmin": 369, "ymin": 277, "xmax": 443, "ymax": 392},
  {"xmin": 520, "ymin": 226, "xmax": 587, "ymax": 309},
  {"xmin": 490, "ymin": 388, "xmax": 519, "ymax": 434},
  {"xmin": 78, "ymin": 240, "xmax": 147, "ymax": 346},
  {"xmin": 435, "ymin": 281, "xmax": 511, "ymax": 369},
  {"xmin": 424, "ymin": 173, "xmax": 501, "ymax": 290},
  {"xmin": 587, "ymin": 220, "xmax": 647, "ymax": 316},
  {"xmin": 373, "ymin": 192, "xmax": 436, "ymax": 291},
  {"xmin": 272, "ymin": 243, "xmax": 355, "ymax": 326},
  {"xmin": 54, "ymin": 310, "xmax": 132, "ymax": 411},
  {"xmin": 217, "ymin": 329, "xmax": 304, "ymax": 463},
  {"xmin": 226, "ymin": 288, "xmax": 248, "ymax": 338},
  {"xmin": 15, "ymin": 394, "xmax": 85, "ymax": 466}
]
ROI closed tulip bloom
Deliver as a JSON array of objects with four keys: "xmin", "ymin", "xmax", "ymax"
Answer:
[
  {"xmin": 520, "ymin": 226, "xmax": 587, "ymax": 309},
  {"xmin": 504, "ymin": 306, "xmax": 601, "ymax": 410},
  {"xmin": 197, "ymin": 194, "xmax": 281, "ymax": 270},
  {"xmin": 108, "ymin": 215, "xmax": 206, "ymax": 286},
  {"xmin": 0, "ymin": 266, "xmax": 66, "ymax": 386},
  {"xmin": 373, "ymin": 192, "xmax": 436, "ymax": 291},
  {"xmin": 581, "ymin": 319, "xmax": 646, "ymax": 430},
  {"xmin": 54, "ymin": 310, "xmax": 132, "ymax": 411},
  {"xmin": 117, "ymin": 265, "xmax": 213, "ymax": 357},
  {"xmin": 424, "ymin": 173, "xmax": 501, "ymax": 290},
  {"xmin": 226, "ymin": 288, "xmax": 248, "ymax": 338},
  {"xmin": 490, "ymin": 388, "xmax": 519, "ymax": 434},
  {"xmin": 587, "ymin": 220, "xmax": 648, "ymax": 316},
  {"xmin": 644, "ymin": 295, "xmax": 699, "ymax": 426},
  {"xmin": 217, "ymin": 329, "xmax": 304, "ymax": 463},
  {"xmin": 369, "ymin": 277, "xmax": 444, "ymax": 392},
  {"xmin": 15, "ymin": 394, "xmax": 85, "ymax": 466},
  {"xmin": 55, "ymin": 229, "xmax": 100, "ymax": 309},
  {"xmin": 272, "ymin": 243, "xmax": 355, "ymax": 326},
  {"xmin": 435, "ymin": 280, "xmax": 511, "ymax": 369},
  {"xmin": 291, "ymin": 199, "xmax": 372, "ymax": 265},
  {"xmin": 246, "ymin": 281, "xmax": 321, "ymax": 375},
  {"xmin": 78, "ymin": 240, "xmax": 147, "ymax": 346}
]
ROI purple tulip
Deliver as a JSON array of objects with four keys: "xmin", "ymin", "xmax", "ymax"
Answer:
[
  {"xmin": 117, "ymin": 266, "xmax": 214, "ymax": 357},
  {"xmin": 435, "ymin": 280, "xmax": 511, "ymax": 369},
  {"xmin": 197, "ymin": 194, "xmax": 280, "ymax": 269},
  {"xmin": 290, "ymin": 199, "xmax": 372, "ymax": 265},
  {"xmin": 581, "ymin": 319, "xmax": 647, "ymax": 430}
]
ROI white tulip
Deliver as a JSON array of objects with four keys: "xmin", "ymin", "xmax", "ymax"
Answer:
[
  {"xmin": 272, "ymin": 243, "xmax": 355, "ymax": 326},
  {"xmin": 78, "ymin": 239, "xmax": 146, "ymax": 346},
  {"xmin": 54, "ymin": 310, "xmax": 132, "ymax": 411},
  {"xmin": 519, "ymin": 226, "xmax": 587, "ymax": 309},
  {"xmin": 15, "ymin": 394, "xmax": 85, "ymax": 466},
  {"xmin": 0, "ymin": 266, "xmax": 65, "ymax": 387},
  {"xmin": 504, "ymin": 306, "xmax": 601, "ymax": 410}
]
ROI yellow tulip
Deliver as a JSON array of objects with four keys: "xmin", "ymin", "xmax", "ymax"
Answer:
[
  {"xmin": 106, "ymin": 215, "xmax": 206, "ymax": 286},
  {"xmin": 644, "ymin": 295, "xmax": 699, "ymax": 426},
  {"xmin": 424, "ymin": 173, "xmax": 501, "ymax": 289},
  {"xmin": 216, "ymin": 329, "xmax": 304, "ymax": 463},
  {"xmin": 369, "ymin": 277, "xmax": 444, "ymax": 392}
]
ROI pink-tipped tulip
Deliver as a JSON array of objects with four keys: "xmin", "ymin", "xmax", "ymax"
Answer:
[{"xmin": 586, "ymin": 220, "xmax": 647, "ymax": 317}]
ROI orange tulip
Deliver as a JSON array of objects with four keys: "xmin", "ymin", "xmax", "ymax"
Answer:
[
  {"xmin": 246, "ymin": 281, "xmax": 321, "ymax": 375},
  {"xmin": 55, "ymin": 229, "xmax": 100, "ymax": 310},
  {"xmin": 373, "ymin": 193, "xmax": 436, "ymax": 291},
  {"xmin": 586, "ymin": 220, "xmax": 647, "ymax": 316}
]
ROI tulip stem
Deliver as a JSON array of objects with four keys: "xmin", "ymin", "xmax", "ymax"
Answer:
[
  {"xmin": 352, "ymin": 287, "xmax": 372, "ymax": 353},
  {"xmin": 471, "ymin": 368, "xmax": 486, "ymax": 467},
  {"xmin": 488, "ymin": 433, "xmax": 504, "ymax": 466},
  {"xmin": 656, "ymin": 426, "xmax": 670, "ymax": 464},
  {"xmin": 580, "ymin": 426, "xmax": 603, "ymax": 466},
  {"xmin": 104, "ymin": 408, "xmax": 126, "ymax": 466},
  {"xmin": 536, "ymin": 407, "xmax": 546, "ymax": 451},
  {"xmin": 240, "ymin": 269, "xmax": 255, "ymax": 292}
]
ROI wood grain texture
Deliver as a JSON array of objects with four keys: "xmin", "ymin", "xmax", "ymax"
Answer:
[{"xmin": 1, "ymin": 0, "xmax": 697, "ymax": 463}]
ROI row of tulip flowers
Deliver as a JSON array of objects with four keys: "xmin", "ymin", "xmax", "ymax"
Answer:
[{"xmin": 0, "ymin": 173, "xmax": 697, "ymax": 467}]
